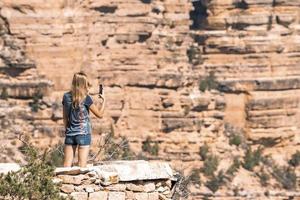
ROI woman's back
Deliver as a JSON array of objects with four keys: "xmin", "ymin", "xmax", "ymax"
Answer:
[{"xmin": 62, "ymin": 91, "xmax": 93, "ymax": 136}]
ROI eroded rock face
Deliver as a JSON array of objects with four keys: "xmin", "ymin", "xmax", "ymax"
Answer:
[{"xmin": 0, "ymin": 0, "xmax": 300, "ymax": 199}]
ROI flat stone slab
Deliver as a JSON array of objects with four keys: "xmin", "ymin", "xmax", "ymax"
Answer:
[
  {"xmin": 0, "ymin": 163, "xmax": 20, "ymax": 174},
  {"xmin": 55, "ymin": 160, "xmax": 173, "ymax": 182},
  {"xmin": 90, "ymin": 160, "xmax": 173, "ymax": 182},
  {"xmin": 55, "ymin": 166, "xmax": 90, "ymax": 175}
]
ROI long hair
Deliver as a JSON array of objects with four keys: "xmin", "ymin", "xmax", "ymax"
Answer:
[{"xmin": 71, "ymin": 72, "xmax": 89, "ymax": 108}]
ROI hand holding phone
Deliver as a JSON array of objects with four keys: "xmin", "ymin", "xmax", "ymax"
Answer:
[{"xmin": 99, "ymin": 84, "xmax": 104, "ymax": 99}]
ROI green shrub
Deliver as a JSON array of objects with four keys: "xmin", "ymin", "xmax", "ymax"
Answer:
[
  {"xmin": 0, "ymin": 145, "xmax": 69, "ymax": 200},
  {"xmin": 205, "ymin": 170, "xmax": 226, "ymax": 193},
  {"xmin": 199, "ymin": 72, "xmax": 218, "ymax": 92},
  {"xmin": 242, "ymin": 147, "xmax": 263, "ymax": 171},
  {"xmin": 142, "ymin": 137, "xmax": 159, "ymax": 156},
  {"xmin": 289, "ymin": 150, "xmax": 300, "ymax": 167},
  {"xmin": 199, "ymin": 143, "xmax": 209, "ymax": 161},
  {"xmin": 229, "ymin": 134, "xmax": 242, "ymax": 146},
  {"xmin": 225, "ymin": 123, "xmax": 245, "ymax": 148},
  {"xmin": 151, "ymin": 142, "xmax": 159, "ymax": 156},
  {"xmin": 202, "ymin": 154, "xmax": 219, "ymax": 177}
]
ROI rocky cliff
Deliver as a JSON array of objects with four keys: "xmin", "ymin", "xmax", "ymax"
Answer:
[{"xmin": 0, "ymin": 0, "xmax": 300, "ymax": 199}]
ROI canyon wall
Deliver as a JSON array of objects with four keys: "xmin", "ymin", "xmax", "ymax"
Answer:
[{"xmin": 0, "ymin": 0, "xmax": 300, "ymax": 199}]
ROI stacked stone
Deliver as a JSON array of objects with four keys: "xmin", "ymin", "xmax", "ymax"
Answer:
[
  {"xmin": 58, "ymin": 175, "xmax": 172, "ymax": 200},
  {"xmin": 54, "ymin": 160, "xmax": 175, "ymax": 200}
]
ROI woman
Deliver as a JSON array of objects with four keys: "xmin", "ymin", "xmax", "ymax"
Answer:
[{"xmin": 62, "ymin": 72, "xmax": 105, "ymax": 167}]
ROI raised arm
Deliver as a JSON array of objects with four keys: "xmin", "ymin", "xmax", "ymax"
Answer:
[{"xmin": 89, "ymin": 94, "xmax": 105, "ymax": 118}]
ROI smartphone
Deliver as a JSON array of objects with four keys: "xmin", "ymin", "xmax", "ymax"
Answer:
[{"xmin": 99, "ymin": 84, "xmax": 103, "ymax": 96}]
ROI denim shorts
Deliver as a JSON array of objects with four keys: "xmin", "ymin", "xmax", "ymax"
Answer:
[{"xmin": 65, "ymin": 134, "xmax": 91, "ymax": 146}]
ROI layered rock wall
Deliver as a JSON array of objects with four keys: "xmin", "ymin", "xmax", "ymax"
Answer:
[
  {"xmin": 192, "ymin": 0, "xmax": 300, "ymax": 144},
  {"xmin": 0, "ymin": 0, "xmax": 300, "ymax": 199}
]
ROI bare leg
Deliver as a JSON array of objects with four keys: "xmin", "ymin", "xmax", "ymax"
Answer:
[
  {"xmin": 63, "ymin": 145, "xmax": 77, "ymax": 167},
  {"xmin": 78, "ymin": 145, "xmax": 90, "ymax": 168}
]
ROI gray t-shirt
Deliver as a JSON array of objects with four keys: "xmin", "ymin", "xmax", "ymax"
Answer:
[{"xmin": 62, "ymin": 91, "xmax": 93, "ymax": 136}]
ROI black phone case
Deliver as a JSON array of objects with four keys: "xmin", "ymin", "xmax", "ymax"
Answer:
[{"xmin": 99, "ymin": 84, "xmax": 103, "ymax": 95}]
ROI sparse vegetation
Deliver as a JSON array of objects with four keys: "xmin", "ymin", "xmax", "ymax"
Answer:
[
  {"xmin": 119, "ymin": 137, "xmax": 136, "ymax": 160},
  {"xmin": 199, "ymin": 143, "xmax": 209, "ymax": 161},
  {"xmin": 0, "ymin": 143, "xmax": 69, "ymax": 200},
  {"xmin": 142, "ymin": 136, "xmax": 159, "ymax": 156},
  {"xmin": 48, "ymin": 143, "xmax": 64, "ymax": 167},
  {"xmin": 271, "ymin": 165, "xmax": 297, "ymax": 190},
  {"xmin": 197, "ymin": 135, "xmax": 297, "ymax": 192},
  {"xmin": 288, "ymin": 150, "xmax": 300, "ymax": 167},
  {"xmin": 187, "ymin": 45, "xmax": 202, "ymax": 65},
  {"xmin": 103, "ymin": 136, "xmax": 120, "ymax": 160},
  {"xmin": 103, "ymin": 134, "xmax": 137, "ymax": 160},
  {"xmin": 226, "ymin": 157, "xmax": 240, "ymax": 177},
  {"xmin": 229, "ymin": 134, "xmax": 242, "ymax": 147},
  {"xmin": 259, "ymin": 154, "xmax": 297, "ymax": 190},
  {"xmin": 0, "ymin": 88, "xmax": 8, "ymax": 100},
  {"xmin": 256, "ymin": 167, "xmax": 270, "ymax": 187},
  {"xmin": 89, "ymin": 130, "xmax": 137, "ymax": 162},
  {"xmin": 29, "ymin": 88, "xmax": 44, "ymax": 112},
  {"xmin": 199, "ymin": 72, "xmax": 219, "ymax": 92},
  {"xmin": 202, "ymin": 154, "xmax": 219, "ymax": 177},
  {"xmin": 225, "ymin": 123, "xmax": 245, "ymax": 148},
  {"xmin": 188, "ymin": 169, "xmax": 201, "ymax": 186},
  {"xmin": 254, "ymin": 137, "xmax": 279, "ymax": 147},
  {"xmin": 267, "ymin": 15, "xmax": 273, "ymax": 31},
  {"xmin": 202, "ymin": 155, "xmax": 241, "ymax": 193},
  {"xmin": 205, "ymin": 170, "xmax": 226, "ymax": 193},
  {"xmin": 242, "ymin": 146, "xmax": 263, "ymax": 171}
]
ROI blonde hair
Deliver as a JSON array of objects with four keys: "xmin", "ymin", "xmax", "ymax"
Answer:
[{"xmin": 71, "ymin": 72, "xmax": 89, "ymax": 108}]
